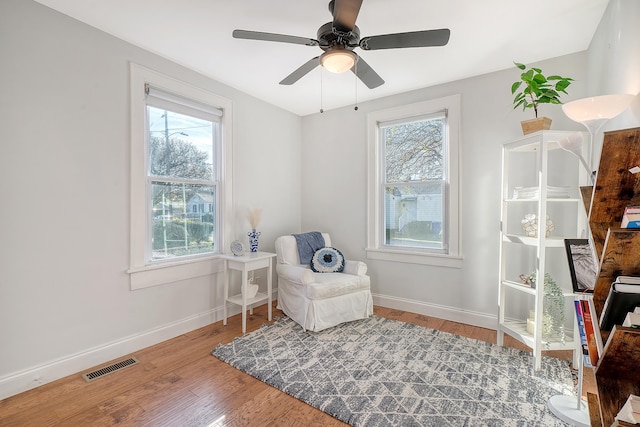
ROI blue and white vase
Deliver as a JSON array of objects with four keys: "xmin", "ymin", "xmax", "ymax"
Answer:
[{"xmin": 248, "ymin": 229, "xmax": 261, "ymax": 252}]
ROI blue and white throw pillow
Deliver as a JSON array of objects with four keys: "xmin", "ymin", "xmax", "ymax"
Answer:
[{"xmin": 310, "ymin": 247, "xmax": 345, "ymax": 273}]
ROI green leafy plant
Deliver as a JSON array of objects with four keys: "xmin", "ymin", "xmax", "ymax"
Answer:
[
  {"xmin": 521, "ymin": 272, "xmax": 566, "ymax": 346},
  {"xmin": 511, "ymin": 62, "xmax": 573, "ymax": 118}
]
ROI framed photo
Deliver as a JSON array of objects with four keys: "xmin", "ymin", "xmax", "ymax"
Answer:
[{"xmin": 564, "ymin": 239, "xmax": 598, "ymax": 293}]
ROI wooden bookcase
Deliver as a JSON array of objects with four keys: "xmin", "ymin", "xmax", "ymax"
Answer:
[{"xmin": 583, "ymin": 127, "xmax": 640, "ymax": 427}]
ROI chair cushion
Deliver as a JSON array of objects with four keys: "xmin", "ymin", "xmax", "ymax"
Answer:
[
  {"xmin": 305, "ymin": 273, "xmax": 370, "ymax": 300},
  {"xmin": 310, "ymin": 247, "xmax": 345, "ymax": 273}
]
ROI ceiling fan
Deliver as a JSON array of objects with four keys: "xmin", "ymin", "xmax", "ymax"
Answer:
[{"xmin": 233, "ymin": 0, "xmax": 450, "ymax": 89}]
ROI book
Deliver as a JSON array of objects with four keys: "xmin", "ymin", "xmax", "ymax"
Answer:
[
  {"xmin": 623, "ymin": 308, "xmax": 640, "ymax": 328},
  {"xmin": 600, "ymin": 279, "xmax": 640, "ymax": 331},
  {"xmin": 580, "ymin": 298, "xmax": 602, "ymax": 366},
  {"xmin": 564, "ymin": 239, "xmax": 598, "ymax": 293},
  {"xmin": 621, "ymin": 206, "xmax": 640, "ymax": 228},
  {"xmin": 615, "ymin": 394, "xmax": 640, "ymax": 424},
  {"xmin": 574, "ymin": 300, "xmax": 592, "ymax": 368},
  {"xmin": 617, "ymin": 276, "xmax": 640, "ymax": 285}
]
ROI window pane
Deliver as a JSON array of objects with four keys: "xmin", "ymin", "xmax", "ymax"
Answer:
[
  {"xmin": 384, "ymin": 183, "xmax": 445, "ymax": 250},
  {"xmin": 151, "ymin": 182, "xmax": 215, "ymax": 260},
  {"xmin": 147, "ymin": 106, "xmax": 214, "ymax": 180},
  {"xmin": 383, "ymin": 118, "xmax": 444, "ymax": 184}
]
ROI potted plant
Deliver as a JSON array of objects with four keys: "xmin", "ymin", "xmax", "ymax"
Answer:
[{"xmin": 511, "ymin": 62, "xmax": 573, "ymax": 134}]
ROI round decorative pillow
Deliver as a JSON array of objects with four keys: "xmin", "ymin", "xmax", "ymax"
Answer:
[{"xmin": 310, "ymin": 247, "xmax": 345, "ymax": 273}]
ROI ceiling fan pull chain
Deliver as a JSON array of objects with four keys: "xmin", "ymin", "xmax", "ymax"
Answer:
[
  {"xmin": 354, "ymin": 60, "xmax": 359, "ymax": 111},
  {"xmin": 320, "ymin": 67, "xmax": 324, "ymax": 113}
]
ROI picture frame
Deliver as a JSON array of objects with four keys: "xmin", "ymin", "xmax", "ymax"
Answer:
[
  {"xmin": 564, "ymin": 239, "xmax": 598, "ymax": 293},
  {"xmin": 230, "ymin": 240, "xmax": 245, "ymax": 256}
]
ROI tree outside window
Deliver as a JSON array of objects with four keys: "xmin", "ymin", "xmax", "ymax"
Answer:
[{"xmin": 381, "ymin": 115, "xmax": 447, "ymax": 252}]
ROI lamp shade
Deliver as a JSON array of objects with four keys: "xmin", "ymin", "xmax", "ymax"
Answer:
[
  {"xmin": 320, "ymin": 49, "xmax": 356, "ymax": 74},
  {"xmin": 562, "ymin": 94, "xmax": 635, "ymax": 124}
]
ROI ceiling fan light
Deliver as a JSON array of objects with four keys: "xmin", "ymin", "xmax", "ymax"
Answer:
[{"xmin": 320, "ymin": 50, "xmax": 356, "ymax": 73}]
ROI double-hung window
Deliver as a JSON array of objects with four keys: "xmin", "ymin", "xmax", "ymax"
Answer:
[
  {"xmin": 145, "ymin": 88, "xmax": 219, "ymax": 261},
  {"xmin": 129, "ymin": 64, "xmax": 233, "ymax": 289},
  {"xmin": 366, "ymin": 95, "xmax": 461, "ymax": 267}
]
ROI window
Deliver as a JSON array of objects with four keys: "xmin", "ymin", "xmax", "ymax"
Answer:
[
  {"xmin": 146, "ymin": 94, "xmax": 219, "ymax": 261},
  {"xmin": 129, "ymin": 64, "xmax": 233, "ymax": 289},
  {"xmin": 366, "ymin": 95, "xmax": 461, "ymax": 267}
]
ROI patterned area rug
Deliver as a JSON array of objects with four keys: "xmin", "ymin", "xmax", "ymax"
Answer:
[{"xmin": 211, "ymin": 316, "xmax": 573, "ymax": 426}]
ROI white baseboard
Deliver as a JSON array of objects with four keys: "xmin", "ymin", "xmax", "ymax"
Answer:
[
  {"xmin": 0, "ymin": 289, "xmax": 279, "ymax": 401},
  {"xmin": 373, "ymin": 293, "xmax": 498, "ymax": 330},
  {"xmin": 1, "ymin": 289, "xmax": 485, "ymax": 400}
]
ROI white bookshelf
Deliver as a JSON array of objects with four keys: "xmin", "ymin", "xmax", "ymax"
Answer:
[{"xmin": 497, "ymin": 130, "xmax": 587, "ymax": 370}]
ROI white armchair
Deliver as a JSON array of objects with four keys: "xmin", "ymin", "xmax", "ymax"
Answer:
[{"xmin": 274, "ymin": 232, "xmax": 373, "ymax": 332}]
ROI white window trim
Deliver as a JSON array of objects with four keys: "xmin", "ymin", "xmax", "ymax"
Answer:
[
  {"xmin": 366, "ymin": 95, "xmax": 462, "ymax": 268},
  {"xmin": 128, "ymin": 63, "xmax": 234, "ymax": 289}
]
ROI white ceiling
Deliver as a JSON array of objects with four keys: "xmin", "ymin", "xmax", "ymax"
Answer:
[{"xmin": 34, "ymin": 0, "xmax": 610, "ymax": 116}]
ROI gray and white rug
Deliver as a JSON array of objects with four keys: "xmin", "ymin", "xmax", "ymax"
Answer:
[{"xmin": 212, "ymin": 316, "xmax": 573, "ymax": 426}]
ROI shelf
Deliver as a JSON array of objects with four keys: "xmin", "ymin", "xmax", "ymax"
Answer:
[
  {"xmin": 502, "ymin": 280, "xmax": 537, "ymax": 295},
  {"xmin": 592, "ymin": 228, "xmax": 640, "ymax": 320},
  {"xmin": 504, "ymin": 197, "xmax": 580, "ymax": 203},
  {"xmin": 583, "ymin": 128, "xmax": 640, "ymax": 427},
  {"xmin": 227, "ymin": 291, "xmax": 269, "ymax": 307},
  {"xmin": 502, "ymin": 280, "xmax": 576, "ymax": 299},
  {"xmin": 588, "ymin": 131, "xmax": 640, "ymax": 227},
  {"xmin": 500, "ymin": 320, "xmax": 575, "ymax": 351},
  {"xmin": 498, "ymin": 130, "xmax": 585, "ymax": 371},
  {"xmin": 595, "ymin": 326, "xmax": 640, "ymax": 426},
  {"xmin": 502, "ymin": 234, "xmax": 568, "ymax": 247},
  {"xmin": 504, "ymin": 130, "xmax": 580, "ymax": 152}
]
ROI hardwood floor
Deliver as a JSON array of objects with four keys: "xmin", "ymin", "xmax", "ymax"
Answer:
[{"xmin": 0, "ymin": 303, "xmax": 593, "ymax": 426}]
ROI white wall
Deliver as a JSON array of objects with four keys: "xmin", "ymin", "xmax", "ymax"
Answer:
[
  {"xmin": 586, "ymin": 0, "xmax": 640, "ymax": 160},
  {"xmin": 0, "ymin": 0, "xmax": 301, "ymax": 398},
  {"xmin": 301, "ymin": 55, "xmax": 590, "ymax": 327}
]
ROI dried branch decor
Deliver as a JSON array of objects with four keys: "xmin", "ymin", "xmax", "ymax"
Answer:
[{"xmin": 248, "ymin": 208, "xmax": 262, "ymax": 229}]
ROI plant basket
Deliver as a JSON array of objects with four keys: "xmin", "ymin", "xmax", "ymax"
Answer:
[{"xmin": 521, "ymin": 117, "xmax": 552, "ymax": 135}]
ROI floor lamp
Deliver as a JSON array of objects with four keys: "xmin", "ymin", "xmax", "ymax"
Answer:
[
  {"xmin": 561, "ymin": 94, "xmax": 636, "ymax": 171},
  {"xmin": 557, "ymin": 133, "xmax": 594, "ymax": 185},
  {"xmin": 547, "ymin": 93, "xmax": 635, "ymax": 426}
]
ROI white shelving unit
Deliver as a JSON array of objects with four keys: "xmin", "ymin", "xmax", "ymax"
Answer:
[{"xmin": 497, "ymin": 130, "xmax": 587, "ymax": 370}]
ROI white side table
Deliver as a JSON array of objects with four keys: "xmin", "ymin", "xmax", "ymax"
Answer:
[{"xmin": 220, "ymin": 251, "xmax": 276, "ymax": 333}]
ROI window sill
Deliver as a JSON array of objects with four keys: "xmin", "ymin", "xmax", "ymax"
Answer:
[
  {"xmin": 365, "ymin": 248, "xmax": 462, "ymax": 268},
  {"xmin": 128, "ymin": 255, "xmax": 224, "ymax": 290}
]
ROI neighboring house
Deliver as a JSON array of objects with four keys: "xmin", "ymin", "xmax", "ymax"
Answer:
[
  {"xmin": 186, "ymin": 193, "xmax": 214, "ymax": 219},
  {"xmin": 385, "ymin": 187, "xmax": 443, "ymax": 235}
]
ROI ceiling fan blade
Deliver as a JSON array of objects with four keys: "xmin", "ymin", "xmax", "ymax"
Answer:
[
  {"xmin": 331, "ymin": 0, "xmax": 363, "ymax": 33},
  {"xmin": 279, "ymin": 57, "xmax": 320, "ymax": 85},
  {"xmin": 360, "ymin": 28, "xmax": 450, "ymax": 50},
  {"xmin": 233, "ymin": 29, "xmax": 319, "ymax": 47},
  {"xmin": 352, "ymin": 56, "xmax": 384, "ymax": 89}
]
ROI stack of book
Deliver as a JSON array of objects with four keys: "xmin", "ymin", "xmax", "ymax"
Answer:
[
  {"xmin": 574, "ymin": 297, "xmax": 603, "ymax": 368},
  {"xmin": 600, "ymin": 276, "xmax": 640, "ymax": 331},
  {"xmin": 621, "ymin": 206, "xmax": 640, "ymax": 228},
  {"xmin": 512, "ymin": 185, "xmax": 570, "ymax": 199}
]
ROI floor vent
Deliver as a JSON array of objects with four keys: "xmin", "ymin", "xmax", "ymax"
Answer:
[{"xmin": 82, "ymin": 357, "xmax": 139, "ymax": 382}]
